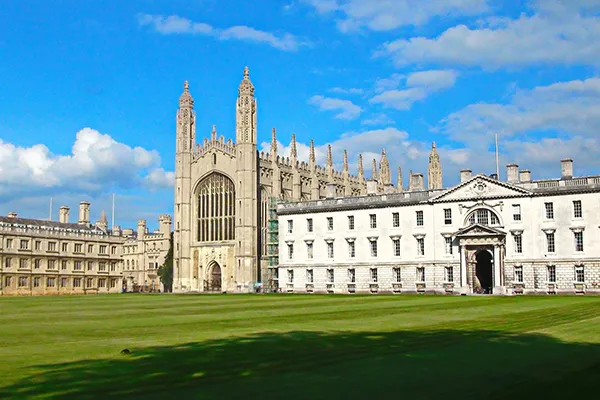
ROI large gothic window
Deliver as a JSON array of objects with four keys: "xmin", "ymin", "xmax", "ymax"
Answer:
[
  {"xmin": 466, "ymin": 208, "xmax": 501, "ymax": 227},
  {"xmin": 259, "ymin": 188, "xmax": 269, "ymax": 258},
  {"xmin": 197, "ymin": 173, "xmax": 235, "ymax": 242}
]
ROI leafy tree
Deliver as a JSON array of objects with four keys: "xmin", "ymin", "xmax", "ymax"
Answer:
[{"xmin": 158, "ymin": 232, "xmax": 174, "ymax": 292}]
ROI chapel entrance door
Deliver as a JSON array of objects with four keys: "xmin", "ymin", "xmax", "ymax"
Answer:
[
  {"xmin": 207, "ymin": 262, "xmax": 222, "ymax": 292},
  {"xmin": 475, "ymin": 250, "xmax": 493, "ymax": 294}
]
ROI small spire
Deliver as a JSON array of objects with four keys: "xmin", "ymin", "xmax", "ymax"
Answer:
[
  {"xmin": 432, "ymin": 141, "xmax": 436, "ymax": 149},
  {"xmin": 327, "ymin": 144, "xmax": 333, "ymax": 167},
  {"xmin": 179, "ymin": 80, "xmax": 194, "ymax": 108},
  {"xmin": 244, "ymin": 66, "xmax": 250, "ymax": 79},
  {"xmin": 100, "ymin": 210, "xmax": 108, "ymax": 224},
  {"xmin": 271, "ymin": 128, "xmax": 277, "ymax": 159},
  {"xmin": 358, "ymin": 154, "xmax": 364, "ymax": 179},
  {"xmin": 184, "ymin": 80, "xmax": 189, "ymax": 92},
  {"xmin": 309, "ymin": 139, "xmax": 316, "ymax": 164},
  {"xmin": 238, "ymin": 66, "xmax": 255, "ymax": 96},
  {"xmin": 211, "ymin": 125, "xmax": 217, "ymax": 141},
  {"xmin": 380, "ymin": 148, "xmax": 391, "ymax": 185},
  {"xmin": 343, "ymin": 150, "xmax": 349, "ymax": 173},
  {"xmin": 290, "ymin": 134, "xmax": 297, "ymax": 160},
  {"xmin": 397, "ymin": 167, "xmax": 403, "ymax": 192},
  {"xmin": 372, "ymin": 158, "xmax": 377, "ymax": 180}
]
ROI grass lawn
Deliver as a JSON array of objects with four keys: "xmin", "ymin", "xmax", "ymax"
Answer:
[{"xmin": 0, "ymin": 294, "xmax": 599, "ymax": 399}]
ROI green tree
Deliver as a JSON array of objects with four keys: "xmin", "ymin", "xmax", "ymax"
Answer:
[{"xmin": 158, "ymin": 232, "xmax": 174, "ymax": 292}]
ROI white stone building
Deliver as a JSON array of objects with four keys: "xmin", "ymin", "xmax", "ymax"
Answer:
[{"xmin": 277, "ymin": 159, "xmax": 600, "ymax": 295}]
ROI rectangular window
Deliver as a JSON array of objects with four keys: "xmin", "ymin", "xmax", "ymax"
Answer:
[
  {"xmin": 86, "ymin": 278, "xmax": 93, "ymax": 288},
  {"xmin": 370, "ymin": 268, "xmax": 378, "ymax": 283},
  {"xmin": 73, "ymin": 278, "xmax": 81, "ymax": 288},
  {"xmin": 391, "ymin": 212, "xmax": 400, "ymax": 228},
  {"xmin": 393, "ymin": 267, "xmax": 401, "ymax": 283},
  {"xmin": 574, "ymin": 265, "xmax": 584, "ymax": 283},
  {"xmin": 369, "ymin": 214, "xmax": 377, "ymax": 229},
  {"xmin": 417, "ymin": 238, "xmax": 425, "ymax": 256},
  {"xmin": 74, "ymin": 261, "xmax": 82, "ymax": 270},
  {"xmin": 306, "ymin": 218, "xmax": 313, "ymax": 233},
  {"xmin": 110, "ymin": 279, "xmax": 117, "ymax": 288},
  {"xmin": 444, "ymin": 209, "xmax": 452, "ymax": 225},
  {"xmin": 347, "ymin": 216, "xmax": 354, "ymax": 230},
  {"xmin": 545, "ymin": 202, "xmax": 554, "ymax": 220},
  {"xmin": 61, "ymin": 260, "xmax": 68, "ymax": 270},
  {"xmin": 99, "ymin": 245, "xmax": 107, "ymax": 254},
  {"xmin": 20, "ymin": 240, "xmax": 29, "ymax": 250},
  {"xmin": 18, "ymin": 277, "xmax": 28, "ymax": 287},
  {"xmin": 306, "ymin": 242, "xmax": 313, "ymax": 259},
  {"xmin": 306, "ymin": 269, "xmax": 313, "ymax": 283},
  {"xmin": 74, "ymin": 243, "xmax": 82, "ymax": 253},
  {"xmin": 348, "ymin": 241, "xmax": 355, "ymax": 258},
  {"xmin": 33, "ymin": 277, "xmax": 40, "ymax": 287},
  {"xmin": 47, "ymin": 277, "xmax": 56, "ymax": 287},
  {"xmin": 61, "ymin": 277, "xmax": 67, "ymax": 288},
  {"xmin": 48, "ymin": 242, "xmax": 56, "ymax": 251},
  {"xmin": 87, "ymin": 262, "xmax": 93, "ymax": 271},
  {"xmin": 99, "ymin": 262, "xmax": 106, "ymax": 271},
  {"xmin": 4, "ymin": 257, "xmax": 11, "ymax": 268},
  {"xmin": 445, "ymin": 266, "xmax": 454, "ymax": 283},
  {"xmin": 370, "ymin": 239, "xmax": 378, "ymax": 257},
  {"xmin": 35, "ymin": 241, "xmax": 41, "ymax": 250},
  {"xmin": 573, "ymin": 200, "xmax": 583, "ymax": 218},
  {"xmin": 19, "ymin": 258, "xmax": 28, "ymax": 269},
  {"xmin": 512, "ymin": 204, "xmax": 522, "ymax": 221},
  {"xmin": 327, "ymin": 242, "xmax": 334, "ymax": 258},
  {"xmin": 287, "ymin": 220, "xmax": 293, "ymax": 234},
  {"xmin": 327, "ymin": 268, "xmax": 334, "ymax": 283},
  {"xmin": 546, "ymin": 232, "xmax": 555, "ymax": 253},
  {"xmin": 514, "ymin": 235, "xmax": 523, "ymax": 254},
  {"xmin": 574, "ymin": 231, "xmax": 584, "ymax": 252},
  {"xmin": 444, "ymin": 237, "xmax": 453, "ymax": 255},
  {"xmin": 392, "ymin": 238, "xmax": 401, "ymax": 257},
  {"xmin": 34, "ymin": 259, "xmax": 41, "ymax": 269},
  {"xmin": 417, "ymin": 267, "xmax": 425, "ymax": 282},
  {"xmin": 4, "ymin": 276, "xmax": 12, "ymax": 287},
  {"xmin": 111, "ymin": 246, "xmax": 117, "ymax": 255},
  {"xmin": 48, "ymin": 260, "xmax": 56, "ymax": 269},
  {"xmin": 416, "ymin": 211, "xmax": 424, "ymax": 226},
  {"xmin": 6, "ymin": 238, "xmax": 12, "ymax": 248},
  {"xmin": 348, "ymin": 268, "xmax": 356, "ymax": 283},
  {"xmin": 62, "ymin": 242, "xmax": 68, "ymax": 252},
  {"xmin": 99, "ymin": 278, "xmax": 106, "ymax": 288},
  {"xmin": 514, "ymin": 266, "xmax": 523, "ymax": 283},
  {"xmin": 547, "ymin": 265, "xmax": 556, "ymax": 283},
  {"xmin": 287, "ymin": 243, "xmax": 294, "ymax": 260},
  {"xmin": 327, "ymin": 217, "xmax": 333, "ymax": 231},
  {"xmin": 88, "ymin": 244, "xmax": 93, "ymax": 253}
]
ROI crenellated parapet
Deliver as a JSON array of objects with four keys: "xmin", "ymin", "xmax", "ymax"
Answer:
[{"xmin": 194, "ymin": 126, "xmax": 236, "ymax": 160}]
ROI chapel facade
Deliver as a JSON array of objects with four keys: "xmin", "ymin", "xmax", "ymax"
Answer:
[{"xmin": 172, "ymin": 67, "xmax": 442, "ymax": 293}]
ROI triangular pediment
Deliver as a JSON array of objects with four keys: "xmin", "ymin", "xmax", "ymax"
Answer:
[
  {"xmin": 432, "ymin": 174, "xmax": 532, "ymax": 202},
  {"xmin": 454, "ymin": 223, "xmax": 506, "ymax": 237}
]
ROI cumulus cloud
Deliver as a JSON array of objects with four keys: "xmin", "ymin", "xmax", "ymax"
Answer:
[
  {"xmin": 0, "ymin": 128, "xmax": 174, "ymax": 201},
  {"xmin": 302, "ymin": 0, "xmax": 489, "ymax": 32},
  {"xmin": 370, "ymin": 70, "xmax": 458, "ymax": 110},
  {"xmin": 308, "ymin": 95, "xmax": 363, "ymax": 120},
  {"xmin": 376, "ymin": 1, "xmax": 600, "ymax": 69},
  {"xmin": 137, "ymin": 13, "xmax": 307, "ymax": 51}
]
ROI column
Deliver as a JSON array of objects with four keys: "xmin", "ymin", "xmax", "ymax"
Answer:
[
  {"xmin": 493, "ymin": 245, "xmax": 502, "ymax": 293},
  {"xmin": 460, "ymin": 245, "xmax": 467, "ymax": 290}
]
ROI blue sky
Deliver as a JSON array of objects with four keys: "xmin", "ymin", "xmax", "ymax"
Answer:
[{"xmin": 1, "ymin": 0, "xmax": 600, "ymax": 230}]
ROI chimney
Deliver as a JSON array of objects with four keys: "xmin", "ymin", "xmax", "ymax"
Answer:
[
  {"xmin": 561, "ymin": 158, "xmax": 573, "ymax": 179},
  {"xmin": 137, "ymin": 219, "xmax": 147, "ymax": 239},
  {"xmin": 460, "ymin": 169, "xmax": 472, "ymax": 182},
  {"xmin": 8, "ymin": 212, "xmax": 17, "ymax": 218},
  {"xmin": 519, "ymin": 170, "xmax": 531, "ymax": 183},
  {"xmin": 112, "ymin": 225, "xmax": 122, "ymax": 236},
  {"xmin": 78, "ymin": 201, "xmax": 90, "ymax": 225},
  {"xmin": 59, "ymin": 206, "xmax": 70, "ymax": 224},
  {"xmin": 325, "ymin": 183, "xmax": 337, "ymax": 199},
  {"xmin": 410, "ymin": 173, "xmax": 425, "ymax": 191},
  {"xmin": 506, "ymin": 164, "xmax": 519, "ymax": 183},
  {"xmin": 159, "ymin": 215, "xmax": 172, "ymax": 236},
  {"xmin": 366, "ymin": 180, "xmax": 378, "ymax": 195}
]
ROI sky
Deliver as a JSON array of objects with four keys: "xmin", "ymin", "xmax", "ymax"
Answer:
[{"xmin": 1, "ymin": 0, "xmax": 600, "ymax": 231}]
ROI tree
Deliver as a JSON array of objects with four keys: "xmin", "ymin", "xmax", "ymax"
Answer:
[{"xmin": 158, "ymin": 232, "xmax": 174, "ymax": 292}]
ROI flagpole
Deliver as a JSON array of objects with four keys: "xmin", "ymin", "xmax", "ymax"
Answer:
[
  {"xmin": 495, "ymin": 133, "xmax": 500, "ymax": 179},
  {"xmin": 49, "ymin": 198, "xmax": 53, "ymax": 221},
  {"xmin": 112, "ymin": 193, "xmax": 115, "ymax": 229}
]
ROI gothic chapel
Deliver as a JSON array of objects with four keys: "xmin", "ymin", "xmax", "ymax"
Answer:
[{"xmin": 173, "ymin": 67, "xmax": 442, "ymax": 293}]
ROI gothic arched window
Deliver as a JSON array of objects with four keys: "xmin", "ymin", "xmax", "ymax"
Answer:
[
  {"xmin": 465, "ymin": 208, "xmax": 501, "ymax": 227},
  {"xmin": 259, "ymin": 187, "xmax": 270, "ymax": 258},
  {"xmin": 197, "ymin": 173, "xmax": 235, "ymax": 242}
]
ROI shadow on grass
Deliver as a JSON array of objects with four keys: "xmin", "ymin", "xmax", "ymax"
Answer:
[{"xmin": 3, "ymin": 329, "xmax": 599, "ymax": 399}]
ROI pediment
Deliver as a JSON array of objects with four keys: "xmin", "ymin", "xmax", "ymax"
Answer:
[
  {"xmin": 432, "ymin": 175, "xmax": 531, "ymax": 202},
  {"xmin": 455, "ymin": 223, "xmax": 506, "ymax": 237}
]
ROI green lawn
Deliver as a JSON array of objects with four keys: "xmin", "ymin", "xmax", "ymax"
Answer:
[{"xmin": 0, "ymin": 294, "xmax": 599, "ymax": 399}]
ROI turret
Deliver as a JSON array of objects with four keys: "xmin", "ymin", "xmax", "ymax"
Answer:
[
  {"xmin": 428, "ymin": 142, "xmax": 443, "ymax": 190},
  {"xmin": 343, "ymin": 149, "xmax": 351, "ymax": 196},
  {"xmin": 78, "ymin": 201, "xmax": 90, "ymax": 225}
]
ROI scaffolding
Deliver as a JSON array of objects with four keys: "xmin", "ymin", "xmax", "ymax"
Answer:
[{"xmin": 265, "ymin": 197, "xmax": 280, "ymax": 292}]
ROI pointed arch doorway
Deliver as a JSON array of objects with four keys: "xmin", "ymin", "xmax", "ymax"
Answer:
[{"xmin": 206, "ymin": 262, "xmax": 222, "ymax": 292}]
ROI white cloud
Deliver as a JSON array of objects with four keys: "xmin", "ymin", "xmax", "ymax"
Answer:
[
  {"xmin": 376, "ymin": 1, "xmax": 600, "ymax": 69},
  {"xmin": 137, "ymin": 13, "xmax": 307, "ymax": 51},
  {"xmin": 308, "ymin": 95, "xmax": 363, "ymax": 120},
  {"xmin": 0, "ymin": 128, "xmax": 174, "ymax": 201},
  {"xmin": 370, "ymin": 70, "xmax": 458, "ymax": 110},
  {"xmin": 361, "ymin": 113, "xmax": 395, "ymax": 126},
  {"xmin": 302, "ymin": 0, "xmax": 489, "ymax": 31},
  {"xmin": 144, "ymin": 168, "xmax": 176, "ymax": 190},
  {"xmin": 329, "ymin": 87, "xmax": 364, "ymax": 95},
  {"xmin": 374, "ymin": 73, "xmax": 404, "ymax": 93}
]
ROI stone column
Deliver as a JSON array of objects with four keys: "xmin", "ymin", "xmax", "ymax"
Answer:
[{"xmin": 460, "ymin": 245, "xmax": 467, "ymax": 293}]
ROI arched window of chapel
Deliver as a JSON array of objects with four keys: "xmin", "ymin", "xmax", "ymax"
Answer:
[{"xmin": 197, "ymin": 173, "xmax": 236, "ymax": 242}]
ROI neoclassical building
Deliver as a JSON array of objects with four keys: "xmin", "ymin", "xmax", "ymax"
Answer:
[
  {"xmin": 277, "ymin": 159, "xmax": 600, "ymax": 295},
  {"xmin": 172, "ymin": 67, "xmax": 442, "ymax": 293}
]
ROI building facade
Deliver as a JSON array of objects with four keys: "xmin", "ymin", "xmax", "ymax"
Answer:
[
  {"xmin": 0, "ymin": 202, "xmax": 124, "ymax": 295},
  {"xmin": 172, "ymin": 67, "xmax": 441, "ymax": 293},
  {"xmin": 122, "ymin": 215, "xmax": 171, "ymax": 292},
  {"xmin": 277, "ymin": 159, "xmax": 600, "ymax": 295}
]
